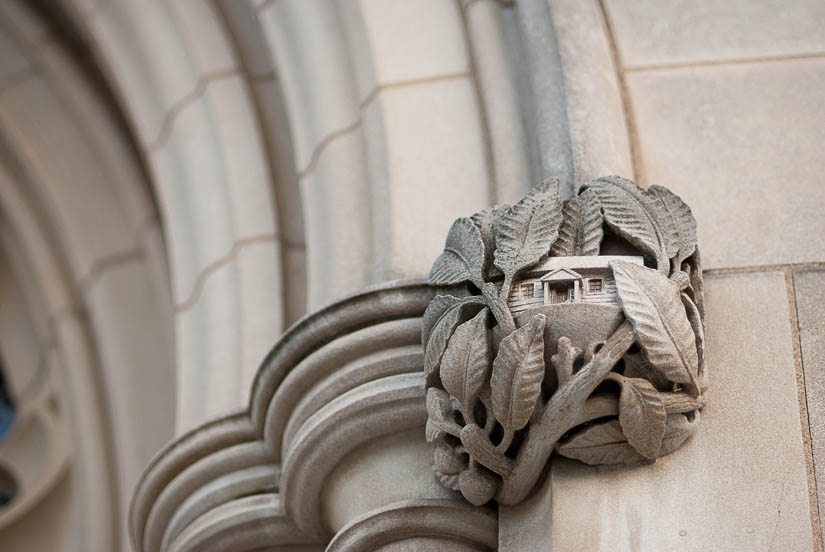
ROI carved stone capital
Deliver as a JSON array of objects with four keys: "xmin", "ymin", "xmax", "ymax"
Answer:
[
  {"xmin": 130, "ymin": 282, "xmax": 494, "ymax": 552},
  {"xmin": 424, "ymin": 176, "xmax": 706, "ymax": 506}
]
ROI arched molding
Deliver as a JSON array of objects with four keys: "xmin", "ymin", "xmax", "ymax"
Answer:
[
  {"xmin": 167, "ymin": 494, "xmax": 314, "ymax": 552},
  {"xmin": 130, "ymin": 281, "xmax": 486, "ymax": 551},
  {"xmin": 256, "ymin": 0, "xmax": 495, "ymax": 305},
  {"xmin": 326, "ymin": 499, "xmax": 498, "ymax": 552},
  {"xmin": 57, "ymin": 0, "xmax": 302, "ymax": 429},
  {"xmin": 0, "ymin": 1, "xmax": 177, "ymax": 548},
  {"xmin": 281, "ymin": 373, "xmax": 429, "ymax": 540}
]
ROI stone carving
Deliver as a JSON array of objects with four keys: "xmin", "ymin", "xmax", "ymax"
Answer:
[{"xmin": 424, "ymin": 176, "xmax": 707, "ymax": 506}]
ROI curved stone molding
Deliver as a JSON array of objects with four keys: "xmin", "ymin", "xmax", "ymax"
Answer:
[
  {"xmin": 166, "ymin": 494, "xmax": 312, "ymax": 552},
  {"xmin": 424, "ymin": 177, "xmax": 706, "ymax": 506},
  {"xmin": 130, "ymin": 281, "xmax": 484, "ymax": 551},
  {"xmin": 327, "ymin": 499, "xmax": 498, "ymax": 552},
  {"xmin": 282, "ymin": 373, "xmax": 428, "ymax": 540},
  {"xmin": 0, "ymin": 396, "xmax": 69, "ymax": 529}
]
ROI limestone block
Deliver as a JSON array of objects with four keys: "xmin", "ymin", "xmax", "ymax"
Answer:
[
  {"xmin": 550, "ymin": 0, "xmax": 634, "ymax": 185},
  {"xmin": 169, "ymin": 0, "xmax": 237, "ymax": 76},
  {"xmin": 174, "ymin": 256, "xmax": 243, "ymax": 430},
  {"xmin": 234, "ymin": 240, "xmax": 284, "ymax": 402},
  {"xmin": 147, "ymin": 91, "xmax": 237, "ymax": 303},
  {"xmin": 0, "ymin": 76, "xmax": 138, "ymax": 280},
  {"xmin": 202, "ymin": 76, "xmax": 278, "ymax": 240},
  {"xmin": 85, "ymin": 260, "xmax": 176, "ymax": 512},
  {"xmin": 84, "ymin": 0, "xmax": 201, "ymax": 144},
  {"xmin": 356, "ymin": 0, "xmax": 469, "ymax": 89},
  {"xmin": 550, "ymin": 272, "xmax": 814, "ymax": 551},
  {"xmin": 793, "ymin": 269, "xmax": 825, "ymax": 544},
  {"xmin": 299, "ymin": 130, "xmax": 372, "ymax": 308},
  {"xmin": 604, "ymin": 0, "xmax": 825, "ymax": 67},
  {"xmin": 627, "ymin": 59, "xmax": 825, "ymax": 268},
  {"xmin": 363, "ymin": 77, "xmax": 492, "ymax": 282},
  {"xmin": 463, "ymin": 0, "xmax": 533, "ymax": 204},
  {"xmin": 258, "ymin": 0, "xmax": 361, "ymax": 171}
]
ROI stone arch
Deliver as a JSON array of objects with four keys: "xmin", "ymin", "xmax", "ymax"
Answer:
[{"xmin": 0, "ymin": 1, "xmax": 175, "ymax": 549}]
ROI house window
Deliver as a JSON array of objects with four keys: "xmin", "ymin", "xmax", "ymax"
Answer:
[
  {"xmin": 588, "ymin": 279, "xmax": 603, "ymax": 293},
  {"xmin": 520, "ymin": 283, "xmax": 536, "ymax": 298}
]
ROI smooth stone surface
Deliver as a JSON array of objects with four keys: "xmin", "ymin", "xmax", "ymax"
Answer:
[
  {"xmin": 362, "ymin": 77, "xmax": 491, "ymax": 283},
  {"xmin": 793, "ymin": 269, "xmax": 825, "ymax": 543},
  {"xmin": 463, "ymin": 0, "xmax": 533, "ymax": 204},
  {"xmin": 604, "ymin": 0, "xmax": 825, "ymax": 68},
  {"xmin": 627, "ymin": 58, "xmax": 825, "ymax": 269},
  {"xmin": 551, "ymin": 0, "xmax": 634, "ymax": 185},
  {"xmin": 321, "ymin": 428, "xmax": 455, "ymax": 534},
  {"xmin": 550, "ymin": 272, "xmax": 813, "ymax": 551}
]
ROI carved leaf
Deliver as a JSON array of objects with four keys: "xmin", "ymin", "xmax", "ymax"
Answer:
[
  {"xmin": 584, "ymin": 176, "xmax": 669, "ymax": 271},
  {"xmin": 433, "ymin": 440, "xmax": 467, "ymax": 475},
  {"xmin": 681, "ymin": 292, "xmax": 705, "ymax": 388},
  {"xmin": 557, "ymin": 412, "xmax": 699, "ymax": 465},
  {"xmin": 429, "ymin": 217, "xmax": 487, "ymax": 287},
  {"xmin": 659, "ymin": 412, "xmax": 700, "ymax": 456},
  {"xmin": 647, "ymin": 185, "xmax": 697, "ymax": 268},
  {"xmin": 490, "ymin": 315, "xmax": 546, "ymax": 432},
  {"xmin": 471, "ymin": 204, "xmax": 509, "ymax": 279},
  {"xmin": 556, "ymin": 420, "xmax": 644, "ymax": 465},
  {"xmin": 616, "ymin": 376, "xmax": 667, "ymax": 460},
  {"xmin": 425, "ymin": 387, "xmax": 462, "ymax": 441},
  {"xmin": 551, "ymin": 189, "xmax": 603, "ymax": 256},
  {"xmin": 493, "ymin": 181, "xmax": 563, "ymax": 278},
  {"xmin": 423, "ymin": 299, "xmax": 484, "ymax": 387},
  {"xmin": 623, "ymin": 352, "xmax": 671, "ymax": 390},
  {"xmin": 433, "ymin": 468, "xmax": 461, "ymax": 491},
  {"xmin": 423, "ymin": 295, "xmax": 462, "ymax": 347},
  {"xmin": 460, "ymin": 424, "xmax": 514, "ymax": 476},
  {"xmin": 686, "ymin": 247, "xmax": 705, "ymax": 321},
  {"xmin": 611, "ymin": 261, "xmax": 699, "ymax": 392},
  {"xmin": 425, "ymin": 418, "xmax": 446, "ymax": 443},
  {"xmin": 440, "ymin": 309, "xmax": 491, "ymax": 413}
]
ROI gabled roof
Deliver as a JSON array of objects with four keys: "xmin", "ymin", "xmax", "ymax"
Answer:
[
  {"xmin": 540, "ymin": 268, "xmax": 582, "ymax": 282},
  {"xmin": 531, "ymin": 255, "xmax": 643, "ymax": 272}
]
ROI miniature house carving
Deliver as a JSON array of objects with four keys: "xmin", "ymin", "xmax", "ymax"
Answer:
[
  {"xmin": 507, "ymin": 255, "xmax": 643, "ymax": 313},
  {"xmin": 423, "ymin": 177, "xmax": 707, "ymax": 507}
]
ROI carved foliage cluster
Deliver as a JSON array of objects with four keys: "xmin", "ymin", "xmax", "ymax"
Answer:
[{"xmin": 424, "ymin": 176, "xmax": 707, "ymax": 506}]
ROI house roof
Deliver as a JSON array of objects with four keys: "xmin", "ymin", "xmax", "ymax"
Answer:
[
  {"xmin": 539, "ymin": 268, "xmax": 582, "ymax": 282},
  {"xmin": 529, "ymin": 254, "xmax": 644, "ymax": 273}
]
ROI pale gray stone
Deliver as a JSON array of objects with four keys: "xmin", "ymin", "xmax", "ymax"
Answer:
[
  {"xmin": 627, "ymin": 59, "xmax": 825, "ymax": 269},
  {"xmin": 793, "ymin": 269, "xmax": 825, "ymax": 544},
  {"xmin": 604, "ymin": 0, "xmax": 825, "ymax": 68},
  {"xmin": 425, "ymin": 178, "xmax": 705, "ymax": 506},
  {"xmin": 550, "ymin": 272, "xmax": 813, "ymax": 551}
]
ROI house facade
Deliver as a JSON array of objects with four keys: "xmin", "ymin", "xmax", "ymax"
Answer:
[{"xmin": 507, "ymin": 255, "xmax": 643, "ymax": 313}]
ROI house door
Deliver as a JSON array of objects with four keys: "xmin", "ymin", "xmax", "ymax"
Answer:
[{"xmin": 548, "ymin": 285, "xmax": 571, "ymax": 304}]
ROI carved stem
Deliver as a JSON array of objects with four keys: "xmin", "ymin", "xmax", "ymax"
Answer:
[
  {"xmin": 479, "ymin": 394, "xmax": 496, "ymax": 434},
  {"xmin": 662, "ymin": 391, "xmax": 706, "ymax": 413},
  {"xmin": 575, "ymin": 390, "xmax": 706, "ymax": 427},
  {"xmin": 497, "ymin": 322, "xmax": 635, "ymax": 505},
  {"xmin": 482, "ymin": 283, "xmax": 515, "ymax": 335},
  {"xmin": 495, "ymin": 428, "xmax": 515, "ymax": 455}
]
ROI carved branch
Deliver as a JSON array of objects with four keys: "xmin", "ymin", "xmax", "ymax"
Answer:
[
  {"xmin": 551, "ymin": 337, "xmax": 582, "ymax": 388},
  {"xmin": 498, "ymin": 321, "xmax": 634, "ymax": 504}
]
